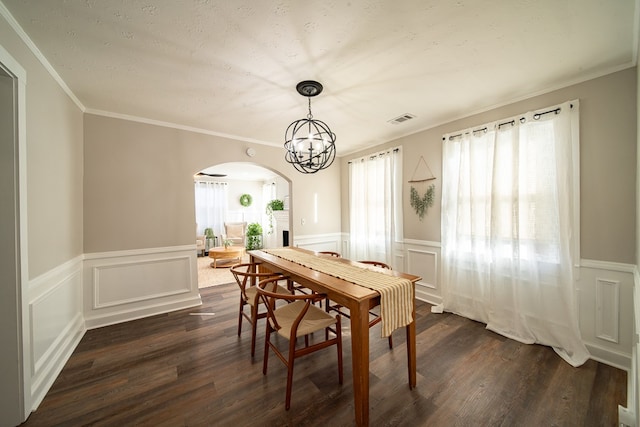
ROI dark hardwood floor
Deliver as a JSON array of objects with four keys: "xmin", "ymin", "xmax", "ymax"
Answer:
[{"xmin": 21, "ymin": 283, "xmax": 627, "ymax": 426}]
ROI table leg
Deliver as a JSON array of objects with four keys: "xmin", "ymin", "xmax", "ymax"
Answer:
[
  {"xmin": 350, "ymin": 299, "xmax": 370, "ymax": 426},
  {"xmin": 406, "ymin": 289, "xmax": 417, "ymax": 389},
  {"xmin": 406, "ymin": 320, "xmax": 417, "ymax": 389}
]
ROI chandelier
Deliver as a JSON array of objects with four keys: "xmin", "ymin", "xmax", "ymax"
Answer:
[{"xmin": 284, "ymin": 80, "xmax": 336, "ymax": 174}]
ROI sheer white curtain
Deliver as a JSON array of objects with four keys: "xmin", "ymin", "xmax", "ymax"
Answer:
[
  {"xmin": 439, "ymin": 100, "xmax": 587, "ymax": 366},
  {"xmin": 194, "ymin": 181, "xmax": 228, "ymax": 237},
  {"xmin": 349, "ymin": 148, "xmax": 403, "ymax": 265}
]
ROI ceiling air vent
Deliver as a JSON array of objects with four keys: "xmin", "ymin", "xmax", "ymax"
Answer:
[{"xmin": 388, "ymin": 113, "xmax": 416, "ymax": 125}]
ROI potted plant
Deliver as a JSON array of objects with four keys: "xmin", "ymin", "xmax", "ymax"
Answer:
[
  {"xmin": 245, "ymin": 222, "xmax": 263, "ymax": 250},
  {"xmin": 222, "ymin": 238, "xmax": 233, "ymax": 249},
  {"xmin": 265, "ymin": 199, "xmax": 285, "ymax": 234},
  {"xmin": 204, "ymin": 227, "xmax": 215, "ymax": 249}
]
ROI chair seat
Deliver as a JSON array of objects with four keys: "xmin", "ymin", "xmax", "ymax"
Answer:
[
  {"xmin": 245, "ymin": 284, "xmax": 290, "ymax": 307},
  {"xmin": 273, "ymin": 301, "xmax": 337, "ymax": 338}
]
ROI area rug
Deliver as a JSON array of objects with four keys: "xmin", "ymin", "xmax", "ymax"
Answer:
[{"xmin": 197, "ymin": 254, "xmax": 249, "ymax": 288}]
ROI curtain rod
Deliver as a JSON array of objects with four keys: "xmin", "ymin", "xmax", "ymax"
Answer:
[
  {"xmin": 444, "ymin": 104, "xmax": 572, "ymax": 141},
  {"xmin": 194, "ymin": 180, "xmax": 229, "ymax": 184},
  {"xmin": 348, "ymin": 147, "xmax": 400, "ymax": 164}
]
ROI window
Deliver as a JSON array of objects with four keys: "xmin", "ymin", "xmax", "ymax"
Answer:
[
  {"xmin": 194, "ymin": 180, "xmax": 228, "ymax": 237},
  {"xmin": 439, "ymin": 100, "xmax": 588, "ymax": 366},
  {"xmin": 349, "ymin": 148, "xmax": 403, "ymax": 264},
  {"xmin": 444, "ymin": 118, "xmax": 564, "ymax": 264}
]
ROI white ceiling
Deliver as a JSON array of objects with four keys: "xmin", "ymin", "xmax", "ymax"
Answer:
[{"xmin": 1, "ymin": 0, "xmax": 637, "ymax": 157}]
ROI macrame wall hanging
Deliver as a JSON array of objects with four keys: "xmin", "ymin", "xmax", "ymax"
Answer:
[{"xmin": 409, "ymin": 156, "xmax": 436, "ymax": 221}]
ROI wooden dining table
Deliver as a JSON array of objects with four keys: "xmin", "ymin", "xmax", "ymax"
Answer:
[{"xmin": 249, "ymin": 247, "xmax": 421, "ymax": 426}]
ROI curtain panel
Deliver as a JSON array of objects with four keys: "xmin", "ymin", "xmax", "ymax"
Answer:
[
  {"xmin": 349, "ymin": 147, "xmax": 403, "ymax": 265},
  {"xmin": 439, "ymin": 100, "xmax": 587, "ymax": 366},
  {"xmin": 194, "ymin": 181, "xmax": 228, "ymax": 237}
]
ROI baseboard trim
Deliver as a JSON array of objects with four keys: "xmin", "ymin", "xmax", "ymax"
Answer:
[
  {"xmin": 30, "ymin": 314, "xmax": 85, "ymax": 411},
  {"xmin": 585, "ymin": 342, "xmax": 632, "ymax": 371},
  {"xmin": 415, "ymin": 287, "xmax": 441, "ymax": 306},
  {"xmin": 84, "ymin": 294, "xmax": 202, "ymax": 330}
]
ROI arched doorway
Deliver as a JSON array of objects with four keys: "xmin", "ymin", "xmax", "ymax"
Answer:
[{"xmin": 193, "ymin": 162, "xmax": 292, "ymax": 287}]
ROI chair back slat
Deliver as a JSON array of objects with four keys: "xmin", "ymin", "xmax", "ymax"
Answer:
[
  {"xmin": 318, "ymin": 251, "xmax": 340, "ymax": 257},
  {"xmin": 231, "ymin": 262, "xmax": 282, "ymax": 301},
  {"xmin": 357, "ymin": 260, "xmax": 391, "ymax": 270}
]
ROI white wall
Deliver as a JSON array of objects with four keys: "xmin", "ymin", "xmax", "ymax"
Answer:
[
  {"xmin": 225, "ymin": 179, "xmax": 265, "ymax": 224},
  {"xmin": 1, "ymin": 10, "xmax": 85, "ymax": 423}
]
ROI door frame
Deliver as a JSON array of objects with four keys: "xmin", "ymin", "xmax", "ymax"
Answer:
[{"xmin": 0, "ymin": 43, "xmax": 31, "ymax": 423}]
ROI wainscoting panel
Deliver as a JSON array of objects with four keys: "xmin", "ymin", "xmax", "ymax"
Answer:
[
  {"xmin": 28, "ymin": 256, "xmax": 85, "ymax": 410},
  {"xmin": 392, "ymin": 252, "xmax": 405, "ymax": 274},
  {"xmin": 83, "ymin": 246, "xmax": 202, "ymax": 329},
  {"xmin": 578, "ymin": 260, "xmax": 634, "ymax": 370},
  {"xmin": 404, "ymin": 240, "xmax": 442, "ymax": 305},
  {"xmin": 407, "ymin": 249, "xmax": 438, "ymax": 289},
  {"xmin": 93, "ymin": 256, "xmax": 191, "ymax": 309},
  {"xmin": 293, "ymin": 233, "xmax": 345, "ymax": 255},
  {"xmin": 595, "ymin": 278, "xmax": 620, "ymax": 343}
]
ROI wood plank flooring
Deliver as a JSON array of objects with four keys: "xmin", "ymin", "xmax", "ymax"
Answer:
[{"xmin": 21, "ymin": 283, "xmax": 627, "ymax": 426}]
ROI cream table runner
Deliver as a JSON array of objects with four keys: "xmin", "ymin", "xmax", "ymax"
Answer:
[{"xmin": 263, "ymin": 248, "xmax": 414, "ymax": 336}]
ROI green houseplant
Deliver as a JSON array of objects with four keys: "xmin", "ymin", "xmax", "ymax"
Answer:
[
  {"xmin": 203, "ymin": 227, "xmax": 215, "ymax": 250},
  {"xmin": 265, "ymin": 199, "xmax": 285, "ymax": 234},
  {"xmin": 204, "ymin": 228, "xmax": 215, "ymax": 239},
  {"xmin": 245, "ymin": 222, "xmax": 263, "ymax": 250}
]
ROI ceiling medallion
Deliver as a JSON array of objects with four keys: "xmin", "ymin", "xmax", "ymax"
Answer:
[{"xmin": 284, "ymin": 80, "xmax": 336, "ymax": 174}]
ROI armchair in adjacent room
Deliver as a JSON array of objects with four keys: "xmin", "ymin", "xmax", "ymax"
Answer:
[{"xmin": 223, "ymin": 222, "xmax": 247, "ymax": 247}]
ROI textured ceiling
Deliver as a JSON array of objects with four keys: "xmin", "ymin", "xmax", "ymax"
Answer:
[{"xmin": 1, "ymin": 0, "xmax": 637, "ymax": 156}]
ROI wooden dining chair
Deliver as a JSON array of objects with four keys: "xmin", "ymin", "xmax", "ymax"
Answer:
[
  {"xmin": 325, "ymin": 260, "xmax": 394, "ymax": 349},
  {"xmin": 230, "ymin": 263, "xmax": 290, "ymax": 357},
  {"xmin": 256, "ymin": 277, "xmax": 343, "ymax": 410},
  {"xmin": 358, "ymin": 260, "xmax": 391, "ymax": 270},
  {"xmin": 318, "ymin": 251, "xmax": 341, "ymax": 257}
]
